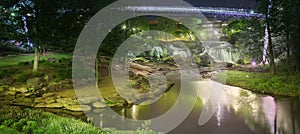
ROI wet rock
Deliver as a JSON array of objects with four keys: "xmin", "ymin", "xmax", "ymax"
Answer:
[
  {"xmin": 23, "ymin": 93, "xmax": 32, "ymax": 97},
  {"xmin": 9, "ymin": 87, "xmax": 16, "ymax": 91},
  {"xmin": 56, "ymin": 98, "xmax": 79, "ymax": 106},
  {"xmin": 15, "ymin": 87, "xmax": 28, "ymax": 93},
  {"xmin": 34, "ymin": 97, "xmax": 44, "ymax": 103},
  {"xmin": 44, "ymin": 97, "xmax": 55, "ymax": 104},
  {"xmin": 65, "ymin": 105, "xmax": 91, "ymax": 112},
  {"xmin": 23, "ymin": 98, "xmax": 33, "ymax": 103},
  {"xmin": 42, "ymin": 93, "xmax": 55, "ymax": 98},
  {"xmin": 42, "ymin": 103, "xmax": 64, "ymax": 108},
  {"xmin": 107, "ymin": 103, "xmax": 123, "ymax": 107},
  {"xmin": 35, "ymin": 103, "xmax": 46, "ymax": 108},
  {"xmin": 6, "ymin": 91, "xmax": 16, "ymax": 96},
  {"xmin": 92, "ymin": 102, "xmax": 107, "ymax": 108}
]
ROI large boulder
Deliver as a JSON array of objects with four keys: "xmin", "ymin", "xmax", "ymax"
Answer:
[
  {"xmin": 44, "ymin": 97, "xmax": 55, "ymax": 104},
  {"xmin": 56, "ymin": 98, "xmax": 79, "ymax": 106}
]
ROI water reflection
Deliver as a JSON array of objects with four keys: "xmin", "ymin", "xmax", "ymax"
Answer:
[
  {"xmin": 195, "ymin": 80, "xmax": 300, "ymax": 134},
  {"xmin": 90, "ymin": 79, "xmax": 300, "ymax": 134}
]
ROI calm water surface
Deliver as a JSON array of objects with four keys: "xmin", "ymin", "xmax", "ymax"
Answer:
[{"xmin": 91, "ymin": 77, "xmax": 300, "ymax": 134}]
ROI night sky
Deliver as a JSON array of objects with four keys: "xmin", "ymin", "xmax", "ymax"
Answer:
[{"xmin": 184, "ymin": 0, "xmax": 257, "ymax": 9}]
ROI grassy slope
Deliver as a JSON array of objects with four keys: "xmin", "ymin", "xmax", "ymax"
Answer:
[
  {"xmin": 214, "ymin": 71, "xmax": 300, "ymax": 98},
  {"xmin": 0, "ymin": 107, "xmax": 160, "ymax": 134},
  {"xmin": 0, "ymin": 53, "xmax": 72, "ymax": 68}
]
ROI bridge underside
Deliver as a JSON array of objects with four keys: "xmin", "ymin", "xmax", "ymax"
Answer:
[{"xmin": 117, "ymin": 6, "xmax": 264, "ymax": 21}]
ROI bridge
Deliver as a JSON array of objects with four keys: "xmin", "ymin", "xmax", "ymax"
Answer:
[{"xmin": 117, "ymin": 6, "xmax": 265, "ymax": 21}]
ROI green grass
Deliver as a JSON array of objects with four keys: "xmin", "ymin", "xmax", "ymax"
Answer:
[
  {"xmin": 0, "ymin": 107, "xmax": 108, "ymax": 134},
  {"xmin": 0, "ymin": 107, "xmax": 161, "ymax": 134},
  {"xmin": 0, "ymin": 53, "xmax": 72, "ymax": 68},
  {"xmin": 213, "ymin": 70, "xmax": 300, "ymax": 98}
]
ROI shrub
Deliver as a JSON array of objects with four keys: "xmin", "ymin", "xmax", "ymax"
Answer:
[
  {"xmin": 15, "ymin": 71, "xmax": 31, "ymax": 82},
  {"xmin": 0, "ymin": 126, "xmax": 21, "ymax": 134},
  {"xmin": 55, "ymin": 67, "xmax": 72, "ymax": 80},
  {"xmin": 0, "ymin": 68, "xmax": 18, "ymax": 79}
]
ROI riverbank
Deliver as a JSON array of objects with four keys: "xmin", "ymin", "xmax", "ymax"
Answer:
[
  {"xmin": 0, "ymin": 105, "xmax": 159, "ymax": 134},
  {"xmin": 214, "ymin": 70, "xmax": 300, "ymax": 98}
]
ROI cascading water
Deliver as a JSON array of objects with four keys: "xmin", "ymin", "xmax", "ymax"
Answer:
[{"xmin": 205, "ymin": 41, "xmax": 240, "ymax": 64}]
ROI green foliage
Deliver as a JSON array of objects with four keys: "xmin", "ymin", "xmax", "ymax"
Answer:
[
  {"xmin": 162, "ymin": 48, "xmax": 168, "ymax": 59},
  {"xmin": 0, "ymin": 107, "xmax": 108, "ymax": 134},
  {"xmin": 0, "ymin": 126, "xmax": 21, "ymax": 134},
  {"xmin": 0, "ymin": 68, "xmax": 18, "ymax": 79},
  {"xmin": 15, "ymin": 71, "xmax": 30, "ymax": 82},
  {"xmin": 55, "ymin": 67, "xmax": 72, "ymax": 80},
  {"xmin": 213, "ymin": 71, "xmax": 300, "ymax": 97},
  {"xmin": 223, "ymin": 19, "xmax": 265, "ymax": 62},
  {"xmin": 0, "ymin": 53, "xmax": 71, "ymax": 68},
  {"xmin": 193, "ymin": 54, "xmax": 201, "ymax": 65}
]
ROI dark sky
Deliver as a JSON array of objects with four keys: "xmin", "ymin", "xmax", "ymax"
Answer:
[{"xmin": 184, "ymin": 0, "xmax": 257, "ymax": 9}]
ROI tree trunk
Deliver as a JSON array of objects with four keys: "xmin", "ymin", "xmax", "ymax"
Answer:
[
  {"xmin": 33, "ymin": 45, "xmax": 39, "ymax": 72},
  {"xmin": 286, "ymin": 29, "xmax": 291, "ymax": 73},
  {"xmin": 266, "ymin": 23, "xmax": 276, "ymax": 74},
  {"xmin": 266, "ymin": 0, "xmax": 276, "ymax": 74}
]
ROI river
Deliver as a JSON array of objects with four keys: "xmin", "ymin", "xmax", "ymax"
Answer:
[{"xmin": 88, "ymin": 76, "xmax": 300, "ymax": 134}]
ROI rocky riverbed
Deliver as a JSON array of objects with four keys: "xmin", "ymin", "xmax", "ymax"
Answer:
[{"xmin": 0, "ymin": 61, "xmax": 178, "ymax": 117}]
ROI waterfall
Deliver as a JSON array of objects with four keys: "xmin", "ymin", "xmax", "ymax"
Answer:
[{"xmin": 206, "ymin": 41, "xmax": 240, "ymax": 63}]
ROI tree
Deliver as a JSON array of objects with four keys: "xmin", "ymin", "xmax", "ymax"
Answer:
[
  {"xmin": 223, "ymin": 19, "xmax": 265, "ymax": 63},
  {"xmin": 257, "ymin": 0, "xmax": 276, "ymax": 74}
]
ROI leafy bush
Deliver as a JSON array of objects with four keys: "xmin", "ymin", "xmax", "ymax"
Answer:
[
  {"xmin": 15, "ymin": 71, "xmax": 31, "ymax": 82},
  {"xmin": 19, "ymin": 74, "xmax": 31, "ymax": 82},
  {"xmin": 214, "ymin": 71, "xmax": 300, "ymax": 97},
  {"xmin": 0, "ymin": 68, "xmax": 18, "ymax": 79},
  {"xmin": 55, "ymin": 67, "xmax": 72, "ymax": 80},
  {"xmin": 0, "ymin": 126, "xmax": 21, "ymax": 134},
  {"xmin": 0, "ymin": 107, "xmax": 108, "ymax": 134}
]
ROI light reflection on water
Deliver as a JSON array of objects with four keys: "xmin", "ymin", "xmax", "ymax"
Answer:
[{"xmin": 91, "ymin": 79, "xmax": 300, "ymax": 134}]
